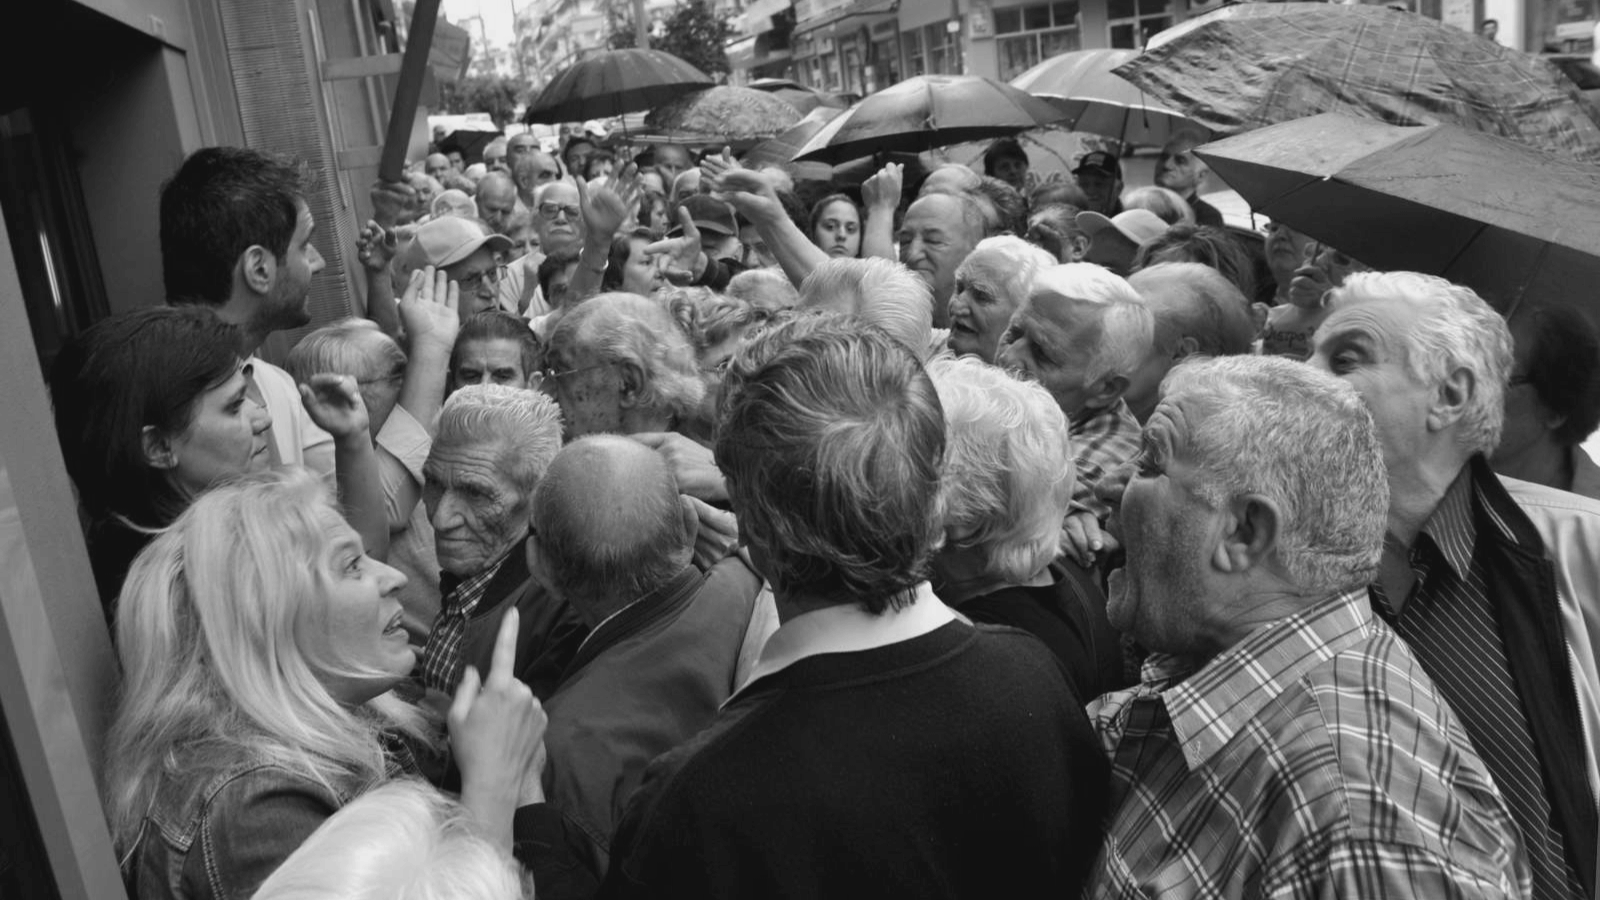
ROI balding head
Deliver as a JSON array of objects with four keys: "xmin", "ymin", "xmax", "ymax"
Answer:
[
  {"xmin": 476, "ymin": 172, "xmax": 518, "ymax": 236},
  {"xmin": 1123, "ymin": 262, "xmax": 1256, "ymax": 422},
  {"xmin": 512, "ymin": 150, "xmax": 561, "ymax": 205},
  {"xmin": 530, "ymin": 436, "xmax": 695, "ymax": 624},
  {"xmin": 425, "ymin": 153, "xmax": 452, "ymax": 181}
]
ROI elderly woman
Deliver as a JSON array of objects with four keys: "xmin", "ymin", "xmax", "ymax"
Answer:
[
  {"xmin": 601, "ymin": 226, "xmax": 666, "ymax": 296},
  {"xmin": 102, "ymin": 469, "xmax": 557, "ymax": 900},
  {"xmin": 50, "ymin": 308, "xmax": 269, "ymax": 607},
  {"xmin": 947, "ymin": 235, "xmax": 1056, "ymax": 363},
  {"xmin": 925, "ymin": 356, "xmax": 1125, "ymax": 700}
]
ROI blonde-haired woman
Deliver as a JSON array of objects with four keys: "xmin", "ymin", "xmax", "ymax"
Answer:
[
  {"xmin": 103, "ymin": 468, "xmax": 554, "ymax": 900},
  {"xmin": 926, "ymin": 357, "xmax": 1126, "ymax": 700}
]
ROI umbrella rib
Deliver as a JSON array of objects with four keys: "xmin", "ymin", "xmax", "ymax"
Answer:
[{"xmin": 1438, "ymin": 221, "xmax": 1491, "ymax": 275}]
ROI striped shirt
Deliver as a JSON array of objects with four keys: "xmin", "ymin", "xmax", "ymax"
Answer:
[
  {"xmin": 1069, "ymin": 398, "xmax": 1141, "ymax": 521},
  {"xmin": 1087, "ymin": 588, "xmax": 1530, "ymax": 900},
  {"xmin": 1371, "ymin": 472, "xmax": 1584, "ymax": 900}
]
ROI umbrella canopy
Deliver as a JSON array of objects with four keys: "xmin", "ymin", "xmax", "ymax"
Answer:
[
  {"xmin": 644, "ymin": 85, "xmax": 804, "ymax": 141},
  {"xmin": 1010, "ymin": 49, "xmax": 1206, "ymax": 147},
  {"xmin": 525, "ymin": 49, "xmax": 714, "ymax": 124},
  {"xmin": 1196, "ymin": 112, "xmax": 1600, "ymax": 314},
  {"xmin": 1115, "ymin": 2, "xmax": 1600, "ymax": 164},
  {"xmin": 793, "ymin": 74, "xmax": 1069, "ymax": 164},
  {"xmin": 748, "ymin": 78, "xmax": 851, "ymax": 116}
]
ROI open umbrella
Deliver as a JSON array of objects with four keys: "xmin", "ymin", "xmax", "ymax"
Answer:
[
  {"xmin": 748, "ymin": 78, "xmax": 851, "ymax": 116},
  {"xmin": 524, "ymin": 49, "xmax": 714, "ymax": 124},
  {"xmin": 1195, "ymin": 112, "xmax": 1600, "ymax": 314},
  {"xmin": 742, "ymin": 106, "xmax": 847, "ymax": 180},
  {"xmin": 1010, "ymin": 49, "xmax": 1205, "ymax": 147},
  {"xmin": 645, "ymin": 85, "xmax": 804, "ymax": 141},
  {"xmin": 1115, "ymin": 2, "xmax": 1600, "ymax": 164},
  {"xmin": 792, "ymin": 74, "xmax": 1069, "ymax": 165}
]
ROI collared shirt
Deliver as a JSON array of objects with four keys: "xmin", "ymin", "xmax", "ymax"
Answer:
[
  {"xmin": 417, "ymin": 543, "xmax": 517, "ymax": 692},
  {"xmin": 1372, "ymin": 471, "xmax": 1582, "ymax": 900},
  {"xmin": 1087, "ymin": 588, "xmax": 1530, "ymax": 899},
  {"xmin": 1069, "ymin": 398, "xmax": 1142, "ymax": 521},
  {"xmin": 1570, "ymin": 445, "xmax": 1600, "ymax": 503},
  {"xmin": 726, "ymin": 582, "xmax": 956, "ymax": 705}
]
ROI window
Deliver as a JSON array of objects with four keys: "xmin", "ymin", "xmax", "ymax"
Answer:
[
  {"xmin": 994, "ymin": 1, "xmax": 1082, "ymax": 81},
  {"xmin": 903, "ymin": 28, "xmax": 926, "ymax": 76},
  {"xmin": 872, "ymin": 36, "xmax": 900, "ymax": 91},
  {"xmin": 1108, "ymin": 0, "xmax": 1170, "ymax": 48},
  {"xmin": 925, "ymin": 21, "xmax": 963, "ymax": 74}
]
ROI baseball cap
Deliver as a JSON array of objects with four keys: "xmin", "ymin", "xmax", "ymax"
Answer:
[
  {"xmin": 581, "ymin": 119, "xmax": 609, "ymax": 140},
  {"xmin": 1075, "ymin": 209, "xmax": 1169, "ymax": 246},
  {"xmin": 397, "ymin": 215, "xmax": 514, "ymax": 273},
  {"xmin": 670, "ymin": 194, "xmax": 737, "ymax": 237},
  {"xmin": 1073, "ymin": 151, "xmax": 1122, "ymax": 179}
]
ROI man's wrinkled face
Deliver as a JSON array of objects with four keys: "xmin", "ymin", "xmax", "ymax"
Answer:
[
  {"xmin": 477, "ymin": 176, "xmax": 518, "ymax": 236},
  {"xmin": 541, "ymin": 341, "xmax": 623, "ymax": 441},
  {"xmin": 452, "ymin": 338, "xmax": 531, "ymax": 391},
  {"xmin": 535, "ymin": 182, "xmax": 581, "ymax": 253},
  {"xmin": 996, "ymin": 293, "xmax": 1105, "ymax": 418},
  {"xmin": 508, "ymin": 134, "xmax": 539, "ymax": 163},
  {"xmin": 1108, "ymin": 399, "xmax": 1217, "ymax": 656},
  {"xmin": 898, "ymin": 194, "xmax": 979, "ymax": 323},
  {"xmin": 442, "ymin": 247, "xmax": 502, "ymax": 320},
  {"xmin": 653, "ymin": 146, "xmax": 691, "ymax": 187},
  {"xmin": 483, "ymin": 144, "xmax": 508, "ymax": 173},
  {"xmin": 426, "ymin": 154, "xmax": 452, "ymax": 182},
  {"xmin": 423, "ymin": 439, "xmax": 530, "ymax": 577},
  {"xmin": 1155, "ymin": 144, "xmax": 1203, "ymax": 196},
  {"xmin": 1075, "ymin": 169, "xmax": 1121, "ymax": 215},
  {"xmin": 1308, "ymin": 296, "xmax": 1433, "ymax": 474}
]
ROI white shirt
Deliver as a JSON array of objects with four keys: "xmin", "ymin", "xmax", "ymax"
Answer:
[{"xmin": 247, "ymin": 356, "xmax": 333, "ymax": 474}]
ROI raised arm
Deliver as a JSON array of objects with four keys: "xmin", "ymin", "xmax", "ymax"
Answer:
[
  {"xmin": 702, "ymin": 151, "xmax": 827, "ymax": 286},
  {"xmin": 569, "ymin": 166, "xmax": 642, "ymax": 303},
  {"xmin": 859, "ymin": 162, "xmax": 903, "ymax": 261},
  {"xmin": 396, "ymin": 266, "xmax": 459, "ymax": 436},
  {"xmin": 300, "ymin": 374, "xmax": 390, "ymax": 560},
  {"xmin": 356, "ymin": 219, "xmax": 402, "ymax": 340}
]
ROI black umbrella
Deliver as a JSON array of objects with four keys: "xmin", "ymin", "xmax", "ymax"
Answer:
[{"xmin": 525, "ymin": 49, "xmax": 714, "ymax": 125}]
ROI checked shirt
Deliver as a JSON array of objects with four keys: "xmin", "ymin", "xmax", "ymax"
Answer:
[
  {"xmin": 1069, "ymin": 398, "xmax": 1142, "ymax": 522},
  {"xmin": 1085, "ymin": 589, "xmax": 1530, "ymax": 900}
]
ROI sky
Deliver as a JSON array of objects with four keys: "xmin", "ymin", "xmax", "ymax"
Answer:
[{"xmin": 443, "ymin": 0, "xmax": 518, "ymax": 48}]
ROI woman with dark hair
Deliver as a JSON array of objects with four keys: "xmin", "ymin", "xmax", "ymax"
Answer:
[
  {"xmin": 983, "ymin": 137, "xmax": 1030, "ymax": 192},
  {"xmin": 806, "ymin": 193, "xmax": 862, "ymax": 259},
  {"xmin": 50, "ymin": 306, "xmax": 272, "ymax": 608},
  {"xmin": 602, "ymin": 226, "xmax": 665, "ymax": 296}
]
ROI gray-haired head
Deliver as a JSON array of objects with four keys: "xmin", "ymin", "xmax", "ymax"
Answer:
[
  {"xmin": 1004, "ymin": 263, "xmax": 1154, "ymax": 405},
  {"xmin": 285, "ymin": 319, "xmax": 407, "ymax": 432},
  {"xmin": 799, "ymin": 257, "xmax": 933, "ymax": 360},
  {"xmin": 544, "ymin": 291, "xmax": 706, "ymax": 436},
  {"xmin": 1159, "ymin": 355, "xmax": 1389, "ymax": 593},
  {"xmin": 431, "ymin": 384, "xmax": 563, "ymax": 496},
  {"xmin": 1122, "ymin": 186, "xmax": 1196, "ymax": 227},
  {"xmin": 726, "ymin": 267, "xmax": 799, "ymax": 312},
  {"xmin": 716, "ymin": 317, "xmax": 946, "ymax": 614},
  {"xmin": 1320, "ymin": 271, "xmax": 1512, "ymax": 457},
  {"xmin": 1124, "ymin": 262, "xmax": 1256, "ymax": 421},
  {"xmin": 531, "ymin": 436, "xmax": 693, "ymax": 625},
  {"xmin": 928, "ymin": 356, "xmax": 1075, "ymax": 583}
]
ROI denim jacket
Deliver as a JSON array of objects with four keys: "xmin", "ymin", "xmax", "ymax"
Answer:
[{"xmin": 123, "ymin": 743, "xmax": 370, "ymax": 900}]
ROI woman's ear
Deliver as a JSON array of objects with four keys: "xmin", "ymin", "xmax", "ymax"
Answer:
[{"xmin": 141, "ymin": 425, "xmax": 178, "ymax": 470}]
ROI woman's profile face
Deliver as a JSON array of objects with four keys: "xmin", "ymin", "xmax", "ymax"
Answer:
[
  {"xmin": 165, "ymin": 364, "xmax": 273, "ymax": 498},
  {"xmin": 302, "ymin": 520, "xmax": 414, "ymax": 705},
  {"xmin": 812, "ymin": 200, "xmax": 861, "ymax": 258},
  {"xmin": 623, "ymin": 237, "xmax": 663, "ymax": 295}
]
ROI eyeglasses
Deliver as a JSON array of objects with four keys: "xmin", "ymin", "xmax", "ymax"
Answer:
[
  {"xmin": 535, "ymin": 361, "xmax": 612, "ymax": 384},
  {"xmin": 452, "ymin": 265, "xmax": 506, "ymax": 293},
  {"xmin": 539, "ymin": 203, "xmax": 581, "ymax": 221}
]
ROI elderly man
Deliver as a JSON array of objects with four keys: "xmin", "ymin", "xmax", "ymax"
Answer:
[
  {"xmin": 1154, "ymin": 132, "xmax": 1223, "ymax": 228},
  {"xmin": 1091, "ymin": 354, "xmax": 1529, "ymax": 898},
  {"xmin": 476, "ymin": 171, "xmax": 519, "ymax": 237},
  {"xmin": 1309, "ymin": 272, "xmax": 1600, "ymax": 900},
  {"xmin": 998, "ymin": 263, "xmax": 1151, "ymax": 530},
  {"xmin": 534, "ymin": 180, "xmax": 583, "ymax": 258},
  {"xmin": 540, "ymin": 292, "xmax": 705, "ymax": 441},
  {"xmin": 418, "ymin": 384, "xmax": 588, "ymax": 700},
  {"xmin": 897, "ymin": 191, "xmax": 987, "ymax": 328},
  {"xmin": 650, "ymin": 143, "xmax": 692, "ymax": 193},
  {"xmin": 1123, "ymin": 262, "xmax": 1257, "ymax": 422},
  {"xmin": 482, "ymin": 138, "xmax": 509, "ymax": 174},
  {"xmin": 450, "ymin": 310, "xmax": 538, "ymax": 392},
  {"xmin": 535, "ymin": 436, "xmax": 762, "ymax": 886},
  {"xmin": 425, "ymin": 152, "xmax": 452, "ymax": 182},
  {"xmin": 512, "ymin": 147, "xmax": 562, "ymax": 211},
  {"xmin": 601, "ymin": 318, "xmax": 1108, "ymax": 899},
  {"xmin": 1077, "ymin": 209, "xmax": 1168, "ymax": 277},
  {"xmin": 1026, "ymin": 203, "xmax": 1091, "ymax": 264},
  {"xmin": 395, "ymin": 216, "xmax": 513, "ymax": 321}
]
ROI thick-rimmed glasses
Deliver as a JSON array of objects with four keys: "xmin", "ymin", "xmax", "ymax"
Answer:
[
  {"xmin": 539, "ymin": 203, "xmax": 581, "ymax": 221},
  {"xmin": 453, "ymin": 265, "xmax": 506, "ymax": 293}
]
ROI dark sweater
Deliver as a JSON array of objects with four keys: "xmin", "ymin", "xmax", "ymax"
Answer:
[
  {"xmin": 598, "ymin": 620, "xmax": 1109, "ymax": 900},
  {"xmin": 954, "ymin": 562, "xmax": 1130, "ymax": 701}
]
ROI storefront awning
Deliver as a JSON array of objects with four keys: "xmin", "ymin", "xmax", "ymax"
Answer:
[{"xmin": 795, "ymin": 0, "xmax": 898, "ymax": 38}]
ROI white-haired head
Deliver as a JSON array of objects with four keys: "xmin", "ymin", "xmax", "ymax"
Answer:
[
  {"xmin": 1030, "ymin": 263, "xmax": 1154, "ymax": 387},
  {"xmin": 799, "ymin": 257, "xmax": 934, "ymax": 360},
  {"xmin": 432, "ymin": 384, "xmax": 564, "ymax": 495}
]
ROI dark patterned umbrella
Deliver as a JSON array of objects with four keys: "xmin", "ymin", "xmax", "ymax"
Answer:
[
  {"xmin": 524, "ymin": 49, "xmax": 713, "ymax": 125},
  {"xmin": 1114, "ymin": 2, "xmax": 1600, "ymax": 163},
  {"xmin": 793, "ymin": 75, "xmax": 1070, "ymax": 165},
  {"xmin": 748, "ymin": 78, "xmax": 851, "ymax": 116},
  {"xmin": 1197, "ymin": 112, "xmax": 1600, "ymax": 314},
  {"xmin": 645, "ymin": 85, "xmax": 804, "ymax": 140}
]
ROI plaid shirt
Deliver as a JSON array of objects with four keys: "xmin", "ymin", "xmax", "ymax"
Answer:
[
  {"xmin": 1086, "ymin": 589, "xmax": 1531, "ymax": 900},
  {"xmin": 1070, "ymin": 399, "xmax": 1142, "ymax": 521},
  {"xmin": 417, "ymin": 545, "xmax": 516, "ymax": 693}
]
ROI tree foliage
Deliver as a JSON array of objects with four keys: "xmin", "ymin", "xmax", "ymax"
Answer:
[
  {"xmin": 439, "ymin": 73, "xmax": 526, "ymax": 129},
  {"xmin": 607, "ymin": 0, "xmax": 732, "ymax": 75}
]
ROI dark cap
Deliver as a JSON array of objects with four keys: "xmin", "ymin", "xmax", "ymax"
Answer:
[
  {"xmin": 671, "ymin": 194, "xmax": 737, "ymax": 237},
  {"xmin": 1073, "ymin": 151, "xmax": 1122, "ymax": 179}
]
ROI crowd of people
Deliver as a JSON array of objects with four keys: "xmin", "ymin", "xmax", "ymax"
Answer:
[{"xmin": 50, "ymin": 115, "xmax": 1600, "ymax": 900}]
